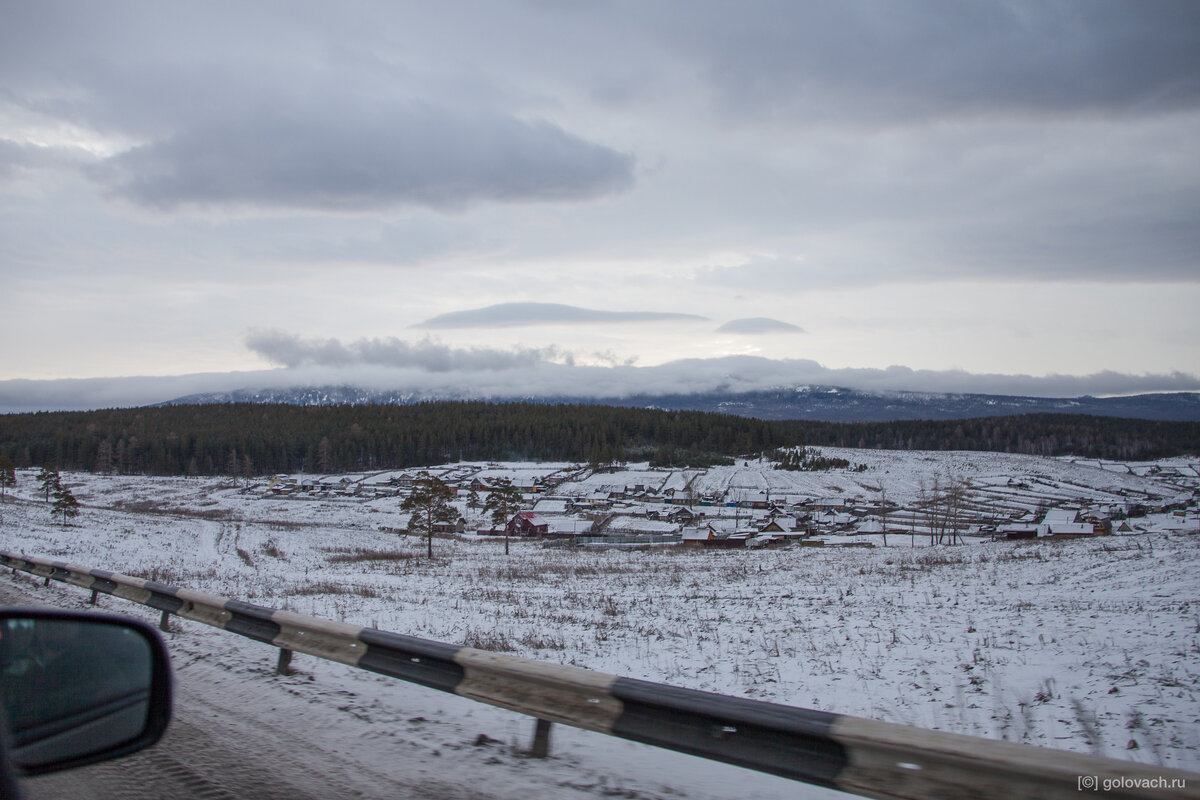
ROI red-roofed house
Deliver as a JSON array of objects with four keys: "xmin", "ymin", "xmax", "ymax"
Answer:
[{"xmin": 506, "ymin": 512, "xmax": 550, "ymax": 537}]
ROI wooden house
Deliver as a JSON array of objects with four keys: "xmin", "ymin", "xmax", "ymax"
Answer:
[{"xmin": 506, "ymin": 512, "xmax": 549, "ymax": 537}]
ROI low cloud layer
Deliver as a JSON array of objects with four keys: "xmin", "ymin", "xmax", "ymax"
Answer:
[
  {"xmin": 245, "ymin": 330, "xmax": 564, "ymax": 371},
  {"xmin": 415, "ymin": 303, "xmax": 708, "ymax": 329},
  {"xmin": 3, "ymin": 356, "xmax": 1197, "ymax": 414}
]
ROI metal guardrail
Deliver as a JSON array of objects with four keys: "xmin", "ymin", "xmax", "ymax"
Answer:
[{"xmin": 3, "ymin": 549, "xmax": 1197, "ymax": 799}]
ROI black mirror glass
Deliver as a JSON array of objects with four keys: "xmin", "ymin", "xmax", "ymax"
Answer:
[{"xmin": 0, "ymin": 611, "xmax": 170, "ymax": 774}]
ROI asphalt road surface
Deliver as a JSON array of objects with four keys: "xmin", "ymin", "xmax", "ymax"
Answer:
[{"xmin": 1, "ymin": 578, "xmax": 492, "ymax": 800}]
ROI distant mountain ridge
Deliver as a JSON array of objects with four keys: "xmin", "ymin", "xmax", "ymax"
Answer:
[{"xmin": 163, "ymin": 385, "xmax": 1200, "ymax": 422}]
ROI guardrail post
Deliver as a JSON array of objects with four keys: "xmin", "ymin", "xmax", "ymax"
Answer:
[
  {"xmin": 89, "ymin": 589, "xmax": 98, "ymax": 605},
  {"xmin": 159, "ymin": 610, "xmax": 171, "ymax": 632},
  {"xmin": 276, "ymin": 647, "xmax": 293, "ymax": 676},
  {"xmin": 530, "ymin": 718, "xmax": 552, "ymax": 758},
  {"xmin": 43, "ymin": 576, "xmax": 50, "ymax": 586}
]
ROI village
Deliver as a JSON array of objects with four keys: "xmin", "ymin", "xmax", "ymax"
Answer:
[
  {"xmin": 252, "ymin": 448, "xmax": 1200, "ymax": 549},
  {"xmin": 4, "ymin": 448, "xmax": 1200, "ymax": 779}
]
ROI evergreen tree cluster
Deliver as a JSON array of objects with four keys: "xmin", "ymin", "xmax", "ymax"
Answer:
[
  {"xmin": 771, "ymin": 447, "xmax": 855, "ymax": 471},
  {"xmin": 0, "ymin": 403, "xmax": 1195, "ymax": 477},
  {"xmin": 32, "ymin": 463, "xmax": 78, "ymax": 526},
  {"xmin": 795, "ymin": 414, "xmax": 1200, "ymax": 460},
  {"xmin": 0, "ymin": 402, "xmax": 785, "ymax": 476}
]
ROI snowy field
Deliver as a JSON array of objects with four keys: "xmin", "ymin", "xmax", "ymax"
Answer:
[{"xmin": 1, "ymin": 449, "xmax": 1199, "ymax": 797}]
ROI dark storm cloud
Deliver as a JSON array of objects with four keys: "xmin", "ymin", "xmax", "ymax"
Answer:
[
  {"xmin": 415, "ymin": 303, "xmax": 708, "ymax": 329},
  {"xmin": 716, "ymin": 318, "xmax": 805, "ymax": 335},
  {"xmin": 88, "ymin": 104, "xmax": 634, "ymax": 211},
  {"xmin": 245, "ymin": 329, "xmax": 563, "ymax": 371}
]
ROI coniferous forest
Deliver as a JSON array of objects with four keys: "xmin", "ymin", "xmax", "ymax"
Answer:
[{"xmin": 0, "ymin": 402, "xmax": 1197, "ymax": 476}]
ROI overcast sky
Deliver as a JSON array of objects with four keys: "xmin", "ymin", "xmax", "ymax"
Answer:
[{"xmin": 2, "ymin": 1, "xmax": 1198, "ymax": 410}]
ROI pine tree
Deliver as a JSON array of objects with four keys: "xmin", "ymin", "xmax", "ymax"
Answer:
[
  {"xmin": 400, "ymin": 473, "xmax": 456, "ymax": 559},
  {"xmin": 52, "ymin": 483, "xmax": 79, "ymax": 527},
  {"xmin": 37, "ymin": 463, "xmax": 60, "ymax": 502},
  {"xmin": 0, "ymin": 454, "xmax": 15, "ymax": 504},
  {"xmin": 483, "ymin": 478, "xmax": 523, "ymax": 555}
]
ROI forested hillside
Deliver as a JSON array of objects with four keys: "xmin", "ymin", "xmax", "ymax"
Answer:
[
  {"xmin": 0, "ymin": 403, "xmax": 782, "ymax": 475},
  {"xmin": 0, "ymin": 403, "xmax": 1197, "ymax": 476}
]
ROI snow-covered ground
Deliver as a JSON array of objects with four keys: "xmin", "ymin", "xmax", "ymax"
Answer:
[{"xmin": 1, "ymin": 449, "xmax": 1198, "ymax": 797}]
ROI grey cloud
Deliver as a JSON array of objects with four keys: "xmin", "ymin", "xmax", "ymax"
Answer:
[
  {"xmin": 89, "ymin": 104, "xmax": 634, "ymax": 211},
  {"xmin": 649, "ymin": 1, "xmax": 1200, "ymax": 124},
  {"xmin": 245, "ymin": 330, "xmax": 562, "ymax": 371},
  {"xmin": 415, "ymin": 303, "xmax": 708, "ymax": 329},
  {"xmin": 0, "ymin": 139, "xmax": 93, "ymax": 179},
  {"xmin": 2, "ymin": 3, "xmax": 636, "ymax": 212},
  {"xmin": 717, "ymin": 318, "xmax": 805, "ymax": 335},
  {"xmin": 0, "ymin": 140, "xmax": 36, "ymax": 178}
]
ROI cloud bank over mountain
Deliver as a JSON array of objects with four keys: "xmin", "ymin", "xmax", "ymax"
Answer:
[
  {"xmin": 3, "ymin": 354, "xmax": 1198, "ymax": 415},
  {"xmin": 245, "ymin": 330, "xmax": 565, "ymax": 371}
]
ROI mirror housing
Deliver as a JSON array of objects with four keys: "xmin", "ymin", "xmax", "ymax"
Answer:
[{"xmin": 0, "ymin": 608, "xmax": 172, "ymax": 776}]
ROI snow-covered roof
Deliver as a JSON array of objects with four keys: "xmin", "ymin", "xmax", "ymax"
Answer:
[
  {"xmin": 531, "ymin": 498, "xmax": 568, "ymax": 514},
  {"xmin": 1043, "ymin": 508, "xmax": 1080, "ymax": 524},
  {"xmin": 1045, "ymin": 522, "xmax": 1094, "ymax": 535},
  {"xmin": 536, "ymin": 514, "xmax": 592, "ymax": 535},
  {"xmin": 604, "ymin": 517, "xmax": 679, "ymax": 534}
]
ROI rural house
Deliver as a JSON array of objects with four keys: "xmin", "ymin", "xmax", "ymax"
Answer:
[{"xmin": 506, "ymin": 512, "xmax": 550, "ymax": 537}]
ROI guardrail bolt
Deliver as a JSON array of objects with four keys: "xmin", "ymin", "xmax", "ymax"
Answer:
[
  {"xmin": 159, "ymin": 610, "xmax": 171, "ymax": 632},
  {"xmin": 277, "ymin": 648, "xmax": 293, "ymax": 676},
  {"xmin": 530, "ymin": 718, "xmax": 552, "ymax": 758}
]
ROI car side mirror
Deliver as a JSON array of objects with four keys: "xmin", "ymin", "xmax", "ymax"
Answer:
[{"xmin": 0, "ymin": 609, "xmax": 172, "ymax": 776}]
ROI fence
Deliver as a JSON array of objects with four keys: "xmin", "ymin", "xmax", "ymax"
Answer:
[
  {"xmin": 2, "ymin": 549, "xmax": 1196, "ymax": 799},
  {"xmin": 542, "ymin": 534, "xmax": 681, "ymax": 548}
]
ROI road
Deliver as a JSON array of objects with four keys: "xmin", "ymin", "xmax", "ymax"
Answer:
[{"xmin": 1, "ymin": 578, "xmax": 492, "ymax": 800}]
